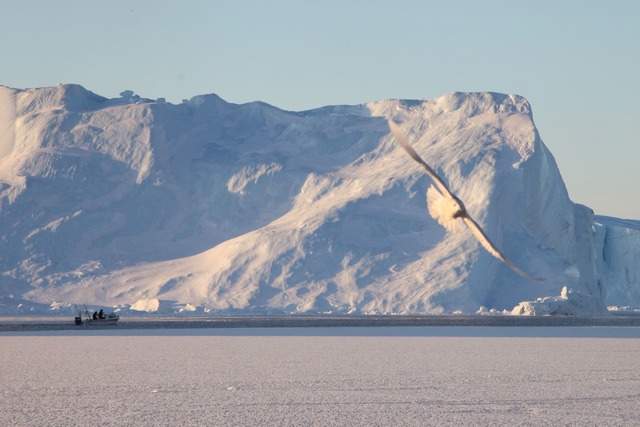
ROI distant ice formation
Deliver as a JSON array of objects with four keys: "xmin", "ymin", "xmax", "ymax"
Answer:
[{"xmin": 0, "ymin": 85, "xmax": 638, "ymax": 315}]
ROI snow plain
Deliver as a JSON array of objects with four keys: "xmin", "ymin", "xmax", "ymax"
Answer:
[{"xmin": 2, "ymin": 327, "xmax": 640, "ymax": 426}]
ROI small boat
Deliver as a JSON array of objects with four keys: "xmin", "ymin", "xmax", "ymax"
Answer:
[{"xmin": 74, "ymin": 305, "xmax": 120, "ymax": 325}]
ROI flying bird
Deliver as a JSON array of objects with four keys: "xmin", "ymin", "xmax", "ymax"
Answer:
[{"xmin": 388, "ymin": 119, "xmax": 542, "ymax": 282}]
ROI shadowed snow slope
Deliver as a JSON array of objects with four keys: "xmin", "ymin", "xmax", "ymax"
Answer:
[{"xmin": 0, "ymin": 85, "xmax": 637, "ymax": 314}]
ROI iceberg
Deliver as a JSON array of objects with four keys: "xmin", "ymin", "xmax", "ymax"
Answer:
[{"xmin": 0, "ymin": 84, "xmax": 637, "ymax": 315}]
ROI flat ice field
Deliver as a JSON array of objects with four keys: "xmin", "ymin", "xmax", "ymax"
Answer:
[{"xmin": 2, "ymin": 327, "xmax": 640, "ymax": 426}]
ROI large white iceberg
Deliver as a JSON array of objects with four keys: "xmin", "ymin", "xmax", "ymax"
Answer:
[{"xmin": 0, "ymin": 84, "xmax": 638, "ymax": 314}]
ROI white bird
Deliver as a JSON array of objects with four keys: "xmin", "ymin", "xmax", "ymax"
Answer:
[{"xmin": 388, "ymin": 119, "xmax": 542, "ymax": 282}]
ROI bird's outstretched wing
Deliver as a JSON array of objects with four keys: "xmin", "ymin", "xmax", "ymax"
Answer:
[
  {"xmin": 388, "ymin": 119, "xmax": 453, "ymax": 198},
  {"xmin": 461, "ymin": 216, "xmax": 543, "ymax": 281}
]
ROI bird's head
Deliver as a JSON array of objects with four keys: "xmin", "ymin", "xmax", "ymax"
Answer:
[{"xmin": 450, "ymin": 196, "xmax": 466, "ymax": 218}]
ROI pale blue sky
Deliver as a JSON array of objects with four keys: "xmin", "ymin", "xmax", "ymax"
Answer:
[{"xmin": 2, "ymin": 0, "xmax": 639, "ymax": 218}]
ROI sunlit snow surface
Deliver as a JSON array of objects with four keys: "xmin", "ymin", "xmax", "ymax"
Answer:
[{"xmin": 2, "ymin": 326, "xmax": 640, "ymax": 425}]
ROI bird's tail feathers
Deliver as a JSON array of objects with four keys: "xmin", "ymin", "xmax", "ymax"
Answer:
[{"xmin": 426, "ymin": 185, "xmax": 462, "ymax": 233}]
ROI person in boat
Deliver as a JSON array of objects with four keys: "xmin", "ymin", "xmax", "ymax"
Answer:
[
  {"xmin": 98, "ymin": 309, "xmax": 104, "ymax": 319},
  {"xmin": 92, "ymin": 311, "xmax": 98, "ymax": 320}
]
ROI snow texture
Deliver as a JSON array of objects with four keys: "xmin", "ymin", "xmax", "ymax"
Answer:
[
  {"xmin": 2, "ymin": 328, "xmax": 640, "ymax": 426},
  {"xmin": 0, "ymin": 84, "xmax": 638, "ymax": 315}
]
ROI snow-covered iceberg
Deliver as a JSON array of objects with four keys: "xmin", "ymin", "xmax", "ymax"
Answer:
[
  {"xmin": 0, "ymin": 84, "xmax": 638, "ymax": 315},
  {"xmin": 511, "ymin": 286, "xmax": 606, "ymax": 316}
]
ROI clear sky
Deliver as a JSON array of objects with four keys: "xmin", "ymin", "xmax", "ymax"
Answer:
[{"xmin": 2, "ymin": 0, "xmax": 639, "ymax": 218}]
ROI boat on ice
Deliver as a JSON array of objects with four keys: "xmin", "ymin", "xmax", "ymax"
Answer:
[{"xmin": 74, "ymin": 305, "xmax": 120, "ymax": 325}]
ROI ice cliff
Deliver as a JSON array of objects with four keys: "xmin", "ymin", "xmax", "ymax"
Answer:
[{"xmin": 0, "ymin": 84, "xmax": 638, "ymax": 315}]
